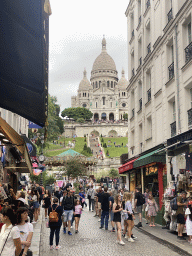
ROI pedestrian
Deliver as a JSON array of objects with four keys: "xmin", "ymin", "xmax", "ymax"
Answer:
[
  {"xmin": 16, "ymin": 207, "xmax": 33, "ymax": 256},
  {"xmin": 79, "ymin": 189, "xmax": 87, "ymax": 208},
  {"xmin": 185, "ymin": 202, "xmax": 192, "ymax": 243},
  {"xmin": 43, "ymin": 190, "xmax": 52, "ymax": 219},
  {"xmin": 134, "ymin": 187, "xmax": 145, "ymax": 228},
  {"xmin": 147, "ymin": 194, "xmax": 158, "ymax": 227},
  {"xmin": 125, "ymin": 192, "xmax": 136, "ymax": 242},
  {"xmin": 31, "ymin": 189, "xmax": 39, "ymax": 223},
  {"xmin": 100, "ymin": 187, "xmax": 110, "ymax": 230},
  {"xmin": 87, "ymin": 185, "xmax": 95, "ymax": 212},
  {"xmin": 144, "ymin": 188, "xmax": 150, "ymax": 224},
  {"xmin": 122, "ymin": 192, "xmax": 128, "ymax": 236},
  {"xmin": 176, "ymin": 191, "xmax": 187, "ymax": 240},
  {"xmin": 113, "ymin": 194, "xmax": 125, "ymax": 245},
  {"xmin": 74, "ymin": 199, "xmax": 82, "ymax": 233},
  {"xmin": 97, "ymin": 187, "xmax": 104, "ymax": 221},
  {"xmin": 0, "ymin": 206, "xmax": 22, "ymax": 256},
  {"xmin": 94, "ymin": 189, "xmax": 99, "ymax": 217},
  {"xmin": 109, "ymin": 191, "xmax": 115, "ymax": 232},
  {"xmin": 48, "ymin": 197, "xmax": 63, "ymax": 250},
  {"xmin": 62, "ymin": 190, "xmax": 74, "ymax": 235}
]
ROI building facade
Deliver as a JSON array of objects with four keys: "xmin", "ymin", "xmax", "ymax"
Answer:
[
  {"xmin": 71, "ymin": 37, "xmax": 128, "ymax": 121},
  {"xmin": 121, "ymin": 0, "xmax": 192, "ymax": 222}
]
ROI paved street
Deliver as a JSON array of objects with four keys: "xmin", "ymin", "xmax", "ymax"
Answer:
[{"xmin": 39, "ymin": 207, "xmax": 185, "ymax": 256}]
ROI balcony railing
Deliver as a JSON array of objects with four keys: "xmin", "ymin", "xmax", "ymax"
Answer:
[
  {"xmin": 132, "ymin": 108, "xmax": 135, "ymax": 118},
  {"xmin": 146, "ymin": 0, "xmax": 150, "ymax": 10},
  {"xmin": 185, "ymin": 41, "xmax": 192, "ymax": 63},
  {"xmin": 167, "ymin": 8, "xmax": 173, "ymax": 23},
  {"xmin": 170, "ymin": 121, "xmax": 176, "ymax": 137},
  {"xmin": 139, "ymin": 98, "xmax": 142, "ymax": 111},
  {"xmin": 147, "ymin": 88, "xmax": 151, "ymax": 102},
  {"xmin": 132, "ymin": 68, "xmax": 135, "ymax": 77},
  {"xmin": 132, "ymin": 30, "xmax": 134, "ymax": 38},
  {"xmin": 168, "ymin": 62, "xmax": 174, "ymax": 80},
  {"xmin": 147, "ymin": 43, "xmax": 151, "ymax": 55},
  {"xmin": 138, "ymin": 16, "xmax": 141, "ymax": 25},
  {"xmin": 188, "ymin": 108, "xmax": 192, "ymax": 128},
  {"xmin": 139, "ymin": 57, "xmax": 142, "ymax": 66}
]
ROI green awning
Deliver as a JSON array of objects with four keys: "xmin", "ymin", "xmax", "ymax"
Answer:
[{"xmin": 133, "ymin": 149, "xmax": 166, "ymax": 168}]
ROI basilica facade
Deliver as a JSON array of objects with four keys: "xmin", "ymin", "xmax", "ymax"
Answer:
[{"xmin": 71, "ymin": 37, "xmax": 128, "ymax": 121}]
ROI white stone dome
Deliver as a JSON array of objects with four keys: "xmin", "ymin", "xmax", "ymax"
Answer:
[
  {"xmin": 117, "ymin": 69, "xmax": 128, "ymax": 89},
  {"xmin": 79, "ymin": 69, "xmax": 90, "ymax": 90},
  {"xmin": 92, "ymin": 37, "xmax": 117, "ymax": 72}
]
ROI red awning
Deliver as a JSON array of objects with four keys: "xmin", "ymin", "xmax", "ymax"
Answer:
[{"xmin": 118, "ymin": 158, "xmax": 138, "ymax": 174}]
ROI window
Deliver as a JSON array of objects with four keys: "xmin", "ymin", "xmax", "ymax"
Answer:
[
  {"xmin": 111, "ymin": 102, "xmax": 112, "ymax": 108},
  {"xmin": 96, "ymin": 81, "xmax": 98, "ymax": 88},
  {"xmin": 83, "ymin": 104, "xmax": 87, "ymax": 108},
  {"xmin": 103, "ymin": 97, "xmax": 105, "ymax": 105},
  {"xmin": 93, "ymin": 83, "xmax": 94, "ymax": 89},
  {"xmin": 107, "ymin": 81, "xmax": 109, "ymax": 87},
  {"xmin": 119, "ymin": 93, "xmax": 120, "ymax": 97},
  {"xmin": 190, "ymin": 88, "xmax": 192, "ymax": 108},
  {"xmin": 96, "ymin": 102, "xmax": 97, "ymax": 108},
  {"xmin": 188, "ymin": 22, "xmax": 192, "ymax": 44},
  {"xmin": 99, "ymin": 81, "xmax": 101, "ymax": 87},
  {"xmin": 111, "ymin": 81, "xmax": 113, "ymax": 88},
  {"xmin": 146, "ymin": 116, "xmax": 152, "ymax": 139},
  {"xmin": 122, "ymin": 103, "xmax": 126, "ymax": 107},
  {"xmin": 88, "ymin": 93, "xmax": 89, "ymax": 97},
  {"xmin": 85, "ymin": 93, "xmax": 86, "ymax": 97}
]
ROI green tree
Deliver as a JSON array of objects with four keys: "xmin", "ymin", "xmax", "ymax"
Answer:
[
  {"xmin": 109, "ymin": 168, "xmax": 119, "ymax": 179},
  {"xmin": 61, "ymin": 107, "xmax": 93, "ymax": 121},
  {"xmin": 123, "ymin": 113, "xmax": 128, "ymax": 120},
  {"xmin": 65, "ymin": 157, "xmax": 88, "ymax": 179}
]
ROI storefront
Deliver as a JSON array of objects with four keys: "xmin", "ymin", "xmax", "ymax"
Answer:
[{"xmin": 0, "ymin": 117, "xmax": 32, "ymax": 192}]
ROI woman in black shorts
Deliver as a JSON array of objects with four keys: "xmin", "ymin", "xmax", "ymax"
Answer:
[
  {"xmin": 43, "ymin": 190, "xmax": 52, "ymax": 219},
  {"xmin": 113, "ymin": 194, "xmax": 125, "ymax": 245}
]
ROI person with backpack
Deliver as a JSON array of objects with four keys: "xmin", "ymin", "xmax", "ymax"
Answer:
[
  {"xmin": 48, "ymin": 197, "xmax": 63, "ymax": 250},
  {"xmin": 134, "ymin": 187, "xmax": 145, "ymax": 228}
]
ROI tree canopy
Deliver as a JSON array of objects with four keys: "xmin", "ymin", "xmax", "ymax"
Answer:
[
  {"xmin": 64, "ymin": 157, "xmax": 88, "ymax": 179},
  {"xmin": 61, "ymin": 107, "xmax": 93, "ymax": 121}
]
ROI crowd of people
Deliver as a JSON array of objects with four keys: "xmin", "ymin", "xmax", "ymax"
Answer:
[{"xmin": 1, "ymin": 179, "xmax": 192, "ymax": 255}]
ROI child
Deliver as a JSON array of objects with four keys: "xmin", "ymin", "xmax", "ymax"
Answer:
[
  {"xmin": 185, "ymin": 202, "xmax": 192, "ymax": 244},
  {"xmin": 147, "ymin": 194, "xmax": 158, "ymax": 227},
  {"xmin": 74, "ymin": 199, "xmax": 82, "ymax": 233}
]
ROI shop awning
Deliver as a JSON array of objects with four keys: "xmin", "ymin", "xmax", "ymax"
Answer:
[
  {"xmin": 133, "ymin": 149, "xmax": 166, "ymax": 168},
  {"xmin": 118, "ymin": 158, "xmax": 138, "ymax": 174},
  {"xmin": 0, "ymin": 117, "xmax": 32, "ymax": 173}
]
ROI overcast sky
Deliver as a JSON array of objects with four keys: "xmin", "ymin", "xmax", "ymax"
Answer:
[{"xmin": 49, "ymin": 0, "xmax": 129, "ymax": 112}]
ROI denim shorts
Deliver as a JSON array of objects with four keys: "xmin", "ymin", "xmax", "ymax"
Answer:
[{"xmin": 63, "ymin": 210, "xmax": 73, "ymax": 222}]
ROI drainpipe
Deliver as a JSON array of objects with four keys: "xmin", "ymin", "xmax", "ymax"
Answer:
[{"xmin": 175, "ymin": 24, "xmax": 181, "ymax": 134}]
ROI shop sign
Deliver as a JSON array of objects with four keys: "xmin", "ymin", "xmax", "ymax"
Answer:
[{"xmin": 146, "ymin": 166, "xmax": 158, "ymax": 176}]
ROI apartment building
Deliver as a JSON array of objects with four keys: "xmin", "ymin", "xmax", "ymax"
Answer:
[{"xmin": 119, "ymin": 0, "xmax": 192, "ymax": 215}]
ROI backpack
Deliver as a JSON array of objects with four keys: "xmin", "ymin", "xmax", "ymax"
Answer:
[
  {"xmin": 49, "ymin": 206, "xmax": 59, "ymax": 222},
  {"xmin": 140, "ymin": 194, "xmax": 146, "ymax": 205},
  {"xmin": 170, "ymin": 197, "xmax": 178, "ymax": 211}
]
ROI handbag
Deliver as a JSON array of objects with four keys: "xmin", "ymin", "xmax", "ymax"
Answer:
[{"xmin": 0, "ymin": 227, "xmax": 13, "ymax": 256}]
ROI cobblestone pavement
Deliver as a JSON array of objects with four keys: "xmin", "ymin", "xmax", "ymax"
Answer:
[{"xmin": 40, "ymin": 207, "xmax": 182, "ymax": 256}]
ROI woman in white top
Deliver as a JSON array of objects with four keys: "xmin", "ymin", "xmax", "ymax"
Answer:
[
  {"xmin": 0, "ymin": 206, "xmax": 21, "ymax": 256},
  {"xmin": 16, "ymin": 207, "xmax": 33, "ymax": 256}
]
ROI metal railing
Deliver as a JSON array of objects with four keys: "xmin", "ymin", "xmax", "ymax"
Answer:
[
  {"xmin": 132, "ymin": 30, "xmax": 134, "ymax": 38},
  {"xmin": 170, "ymin": 121, "xmax": 176, "ymax": 137},
  {"xmin": 139, "ymin": 98, "xmax": 142, "ymax": 111},
  {"xmin": 147, "ymin": 88, "xmax": 151, "ymax": 102},
  {"xmin": 132, "ymin": 108, "xmax": 135, "ymax": 118},
  {"xmin": 147, "ymin": 43, "xmax": 151, "ymax": 54},
  {"xmin": 132, "ymin": 68, "xmax": 135, "ymax": 77},
  {"xmin": 139, "ymin": 57, "xmax": 142, "ymax": 66},
  {"xmin": 168, "ymin": 62, "xmax": 174, "ymax": 80},
  {"xmin": 185, "ymin": 41, "xmax": 192, "ymax": 63},
  {"xmin": 188, "ymin": 108, "xmax": 192, "ymax": 128},
  {"xmin": 138, "ymin": 16, "xmax": 141, "ymax": 26},
  {"xmin": 146, "ymin": 0, "xmax": 150, "ymax": 10},
  {"xmin": 167, "ymin": 8, "xmax": 173, "ymax": 23}
]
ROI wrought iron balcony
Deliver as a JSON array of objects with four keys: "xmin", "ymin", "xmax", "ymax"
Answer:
[
  {"xmin": 132, "ymin": 108, "xmax": 135, "ymax": 118},
  {"xmin": 146, "ymin": 0, "xmax": 150, "ymax": 10},
  {"xmin": 138, "ymin": 16, "xmax": 141, "ymax": 25},
  {"xmin": 185, "ymin": 41, "xmax": 192, "ymax": 63},
  {"xmin": 147, "ymin": 88, "xmax": 151, "ymax": 102},
  {"xmin": 139, "ymin": 57, "xmax": 142, "ymax": 66},
  {"xmin": 132, "ymin": 68, "xmax": 135, "ymax": 77},
  {"xmin": 167, "ymin": 8, "xmax": 173, "ymax": 23},
  {"xmin": 168, "ymin": 62, "xmax": 174, "ymax": 80},
  {"xmin": 147, "ymin": 43, "xmax": 151, "ymax": 55},
  {"xmin": 188, "ymin": 108, "xmax": 192, "ymax": 128},
  {"xmin": 170, "ymin": 121, "xmax": 176, "ymax": 137},
  {"xmin": 132, "ymin": 30, "xmax": 134, "ymax": 38},
  {"xmin": 139, "ymin": 98, "xmax": 142, "ymax": 111}
]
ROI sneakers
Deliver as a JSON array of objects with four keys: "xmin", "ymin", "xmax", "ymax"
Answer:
[
  {"xmin": 99, "ymin": 226, "xmax": 104, "ymax": 229},
  {"xmin": 131, "ymin": 234, "xmax": 137, "ymax": 240},
  {"xmin": 55, "ymin": 246, "xmax": 61, "ymax": 250},
  {"xmin": 75, "ymin": 230, "xmax": 78, "ymax": 234},
  {"xmin": 122, "ymin": 233, "xmax": 125, "ymax": 237},
  {"xmin": 50, "ymin": 245, "xmax": 54, "ymax": 250},
  {"xmin": 68, "ymin": 231, "xmax": 72, "ymax": 235},
  {"xmin": 63, "ymin": 228, "xmax": 66, "ymax": 234},
  {"xmin": 98, "ymin": 219, "xmax": 101, "ymax": 222},
  {"xmin": 128, "ymin": 237, "xmax": 135, "ymax": 243},
  {"xmin": 125, "ymin": 235, "xmax": 128, "ymax": 239},
  {"xmin": 119, "ymin": 240, "xmax": 125, "ymax": 245}
]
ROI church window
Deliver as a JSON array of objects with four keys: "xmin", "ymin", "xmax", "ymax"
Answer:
[
  {"xmin": 122, "ymin": 103, "xmax": 126, "ymax": 107},
  {"xmin": 96, "ymin": 82, "xmax": 98, "ymax": 88},
  {"xmin": 83, "ymin": 103, "xmax": 87, "ymax": 108},
  {"xmin": 93, "ymin": 82, "xmax": 94, "ymax": 89},
  {"xmin": 85, "ymin": 93, "xmax": 86, "ymax": 97},
  {"xmin": 88, "ymin": 93, "xmax": 89, "ymax": 97},
  {"xmin": 99, "ymin": 81, "xmax": 101, "ymax": 86},
  {"xmin": 96, "ymin": 102, "xmax": 97, "ymax": 108},
  {"xmin": 107, "ymin": 81, "xmax": 109, "ymax": 87},
  {"xmin": 111, "ymin": 81, "xmax": 113, "ymax": 88},
  {"xmin": 103, "ymin": 97, "xmax": 106, "ymax": 105},
  {"xmin": 119, "ymin": 93, "xmax": 120, "ymax": 97},
  {"xmin": 111, "ymin": 102, "xmax": 112, "ymax": 107}
]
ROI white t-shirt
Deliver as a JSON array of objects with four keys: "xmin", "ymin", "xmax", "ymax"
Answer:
[
  {"xmin": 60, "ymin": 197, "xmax": 63, "ymax": 204},
  {"xmin": 0, "ymin": 224, "xmax": 20, "ymax": 256},
  {"xmin": 32, "ymin": 195, "xmax": 37, "ymax": 201},
  {"xmin": 17, "ymin": 223, "xmax": 33, "ymax": 249}
]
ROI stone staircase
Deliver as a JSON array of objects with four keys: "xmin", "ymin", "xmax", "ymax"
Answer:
[{"xmin": 89, "ymin": 136, "xmax": 104, "ymax": 159}]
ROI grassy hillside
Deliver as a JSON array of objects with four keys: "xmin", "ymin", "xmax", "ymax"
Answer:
[{"xmin": 102, "ymin": 137, "xmax": 128, "ymax": 158}]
